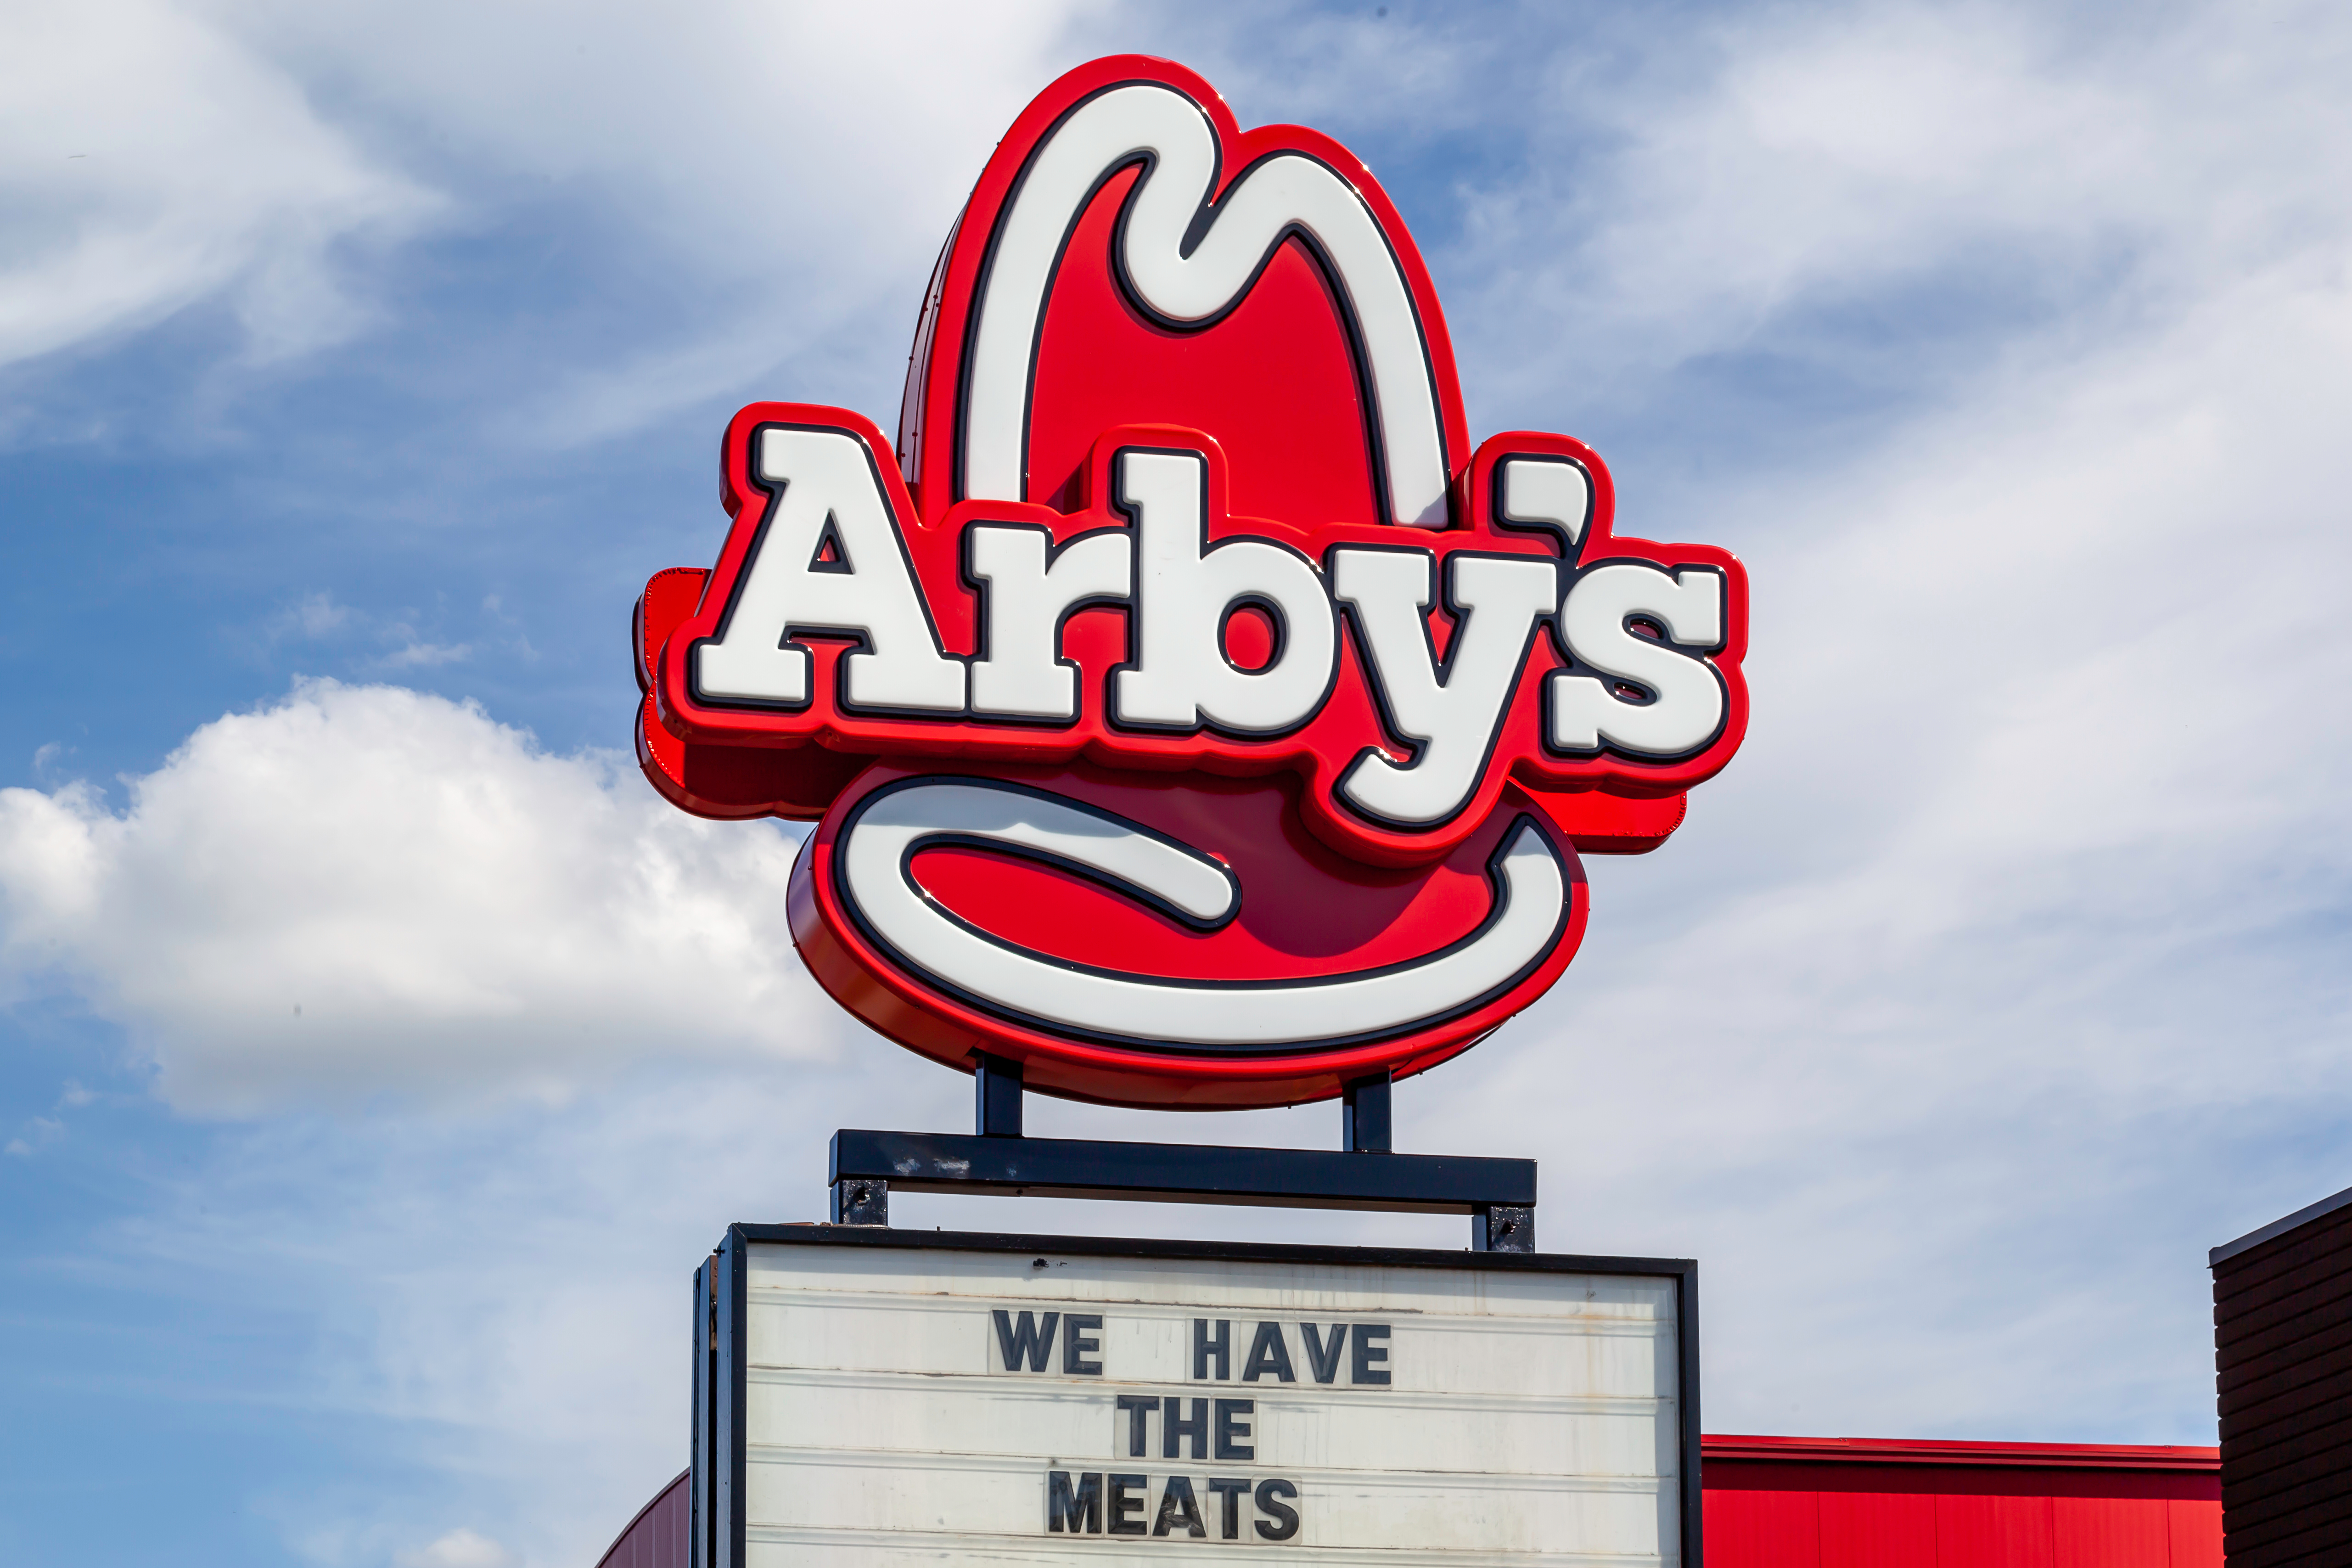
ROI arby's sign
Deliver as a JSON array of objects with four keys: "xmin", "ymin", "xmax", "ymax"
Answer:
[{"xmin": 633, "ymin": 56, "xmax": 1749, "ymax": 1110}]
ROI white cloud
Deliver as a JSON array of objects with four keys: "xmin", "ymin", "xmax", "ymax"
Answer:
[
  {"xmin": 0, "ymin": 0, "xmax": 1107, "ymax": 438},
  {"xmin": 397, "ymin": 1528, "xmax": 516, "ymax": 1568},
  {"xmin": 1429, "ymin": 60, "xmax": 2352, "ymax": 1438},
  {"xmin": 0, "ymin": 680, "xmax": 839, "ymax": 1112},
  {"xmin": 0, "ymin": 0, "xmax": 434, "ymax": 369},
  {"xmin": 240, "ymin": 0, "xmax": 1096, "ymax": 264},
  {"xmin": 0, "ymin": 0, "xmax": 1106, "ymax": 430}
]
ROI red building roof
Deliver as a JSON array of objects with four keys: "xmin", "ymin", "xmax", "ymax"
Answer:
[{"xmin": 1705, "ymin": 1435, "xmax": 2223, "ymax": 1568}]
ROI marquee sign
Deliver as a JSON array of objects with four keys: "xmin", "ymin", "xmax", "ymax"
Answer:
[
  {"xmin": 691, "ymin": 1228, "xmax": 1699, "ymax": 1568},
  {"xmin": 633, "ymin": 56, "xmax": 1750, "ymax": 1107}
]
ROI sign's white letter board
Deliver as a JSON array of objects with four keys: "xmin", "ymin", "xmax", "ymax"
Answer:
[{"xmin": 691, "ymin": 1228, "xmax": 1701, "ymax": 1568}]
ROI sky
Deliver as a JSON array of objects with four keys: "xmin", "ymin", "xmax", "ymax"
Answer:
[{"xmin": 2, "ymin": 0, "xmax": 2349, "ymax": 1563}]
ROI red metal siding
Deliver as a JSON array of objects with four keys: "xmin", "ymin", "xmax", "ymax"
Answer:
[
  {"xmin": 1821, "ymin": 1488, "xmax": 1935, "ymax": 1567},
  {"xmin": 593, "ymin": 1469, "xmax": 687, "ymax": 1568},
  {"xmin": 1705, "ymin": 1438, "xmax": 2222, "ymax": 1568}
]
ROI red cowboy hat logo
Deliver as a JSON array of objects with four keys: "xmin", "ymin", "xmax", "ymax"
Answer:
[{"xmin": 633, "ymin": 56, "xmax": 1749, "ymax": 1109}]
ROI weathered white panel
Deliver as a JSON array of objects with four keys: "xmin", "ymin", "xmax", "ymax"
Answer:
[
  {"xmin": 742, "ymin": 1242, "xmax": 1673, "ymax": 1323},
  {"xmin": 740, "ymin": 1242, "xmax": 1680, "ymax": 1566},
  {"xmin": 745, "ymin": 1525, "xmax": 1668, "ymax": 1568},
  {"xmin": 746, "ymin": 1368, "xmax": 1675, "ymax": 1478},
  {"xmin": 744, "ymin": 1297, "xmax": 1670, "ymax": 1400},
  {"xmin": 743, "ymin": 1448, "xmax": 1669, "ymax": 1551}
]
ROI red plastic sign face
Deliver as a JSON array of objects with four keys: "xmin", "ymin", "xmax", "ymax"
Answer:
[{"xmin": 632, "ymin": 56, "xmax": 1749, "ymax": 1109}]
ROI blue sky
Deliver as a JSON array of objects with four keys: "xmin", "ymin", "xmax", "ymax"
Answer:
[{"xmin": 4, "ymin": 1, "xmax": 2351, "ymax": 1564}]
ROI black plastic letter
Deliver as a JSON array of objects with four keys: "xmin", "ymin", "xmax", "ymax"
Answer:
[
  {"xmin": 1194, "ymin": 1317, "xmax": 1231, "ymax": 1381},
  {"xmin": 1063, "ymin": 1313, "xmax": 1103, "ymax": 1375},
  {"xmin": 1300, "ymin": 1322, "xmax": 1347, "ymax": 1384},
  {"xmin": 1351, "ymin": 1323, "xmax": 1391, "ymax": 1385},
  {"xmin": 993, "ymin": 1309, "xmax": 1059, "ymax": 1372},
  {"xmin": 1207, "ymin": 1478, "xmax": 1251, "ymax": 1540},
  {"xmin": 1153, "ymin": 1475, "xmax": 1207, "ymax": 1537},
  {"xmin": 1116, "ymin": 1394, "xmax": 1156, "ymax": 1458},
  {"xmin": 1107, "ymin": 1474, "xmax": 1147, "ymax": 1535},
  {"xmin": 1164, "ymin": 1396, "xmax": 1208, "ymax": 1459},
  {"xmin": 1242, "ymin": 1321, "xmax": 1296, "ymax": 1383},
  {"xmin": 1213, "ymin": 1398, "xmax": 1254, "ymax": 1461},
  {"xmin": 1048, "ymin": 1471, "xmax": 1102, "ymax": 1534},
  {"xmin": 1254, "ymin": 1478, "xmax": 1301, "ymax": 1541}
]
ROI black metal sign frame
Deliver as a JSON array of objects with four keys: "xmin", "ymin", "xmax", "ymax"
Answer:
[
  {"xmin": 825, "ymin": 1058, "xmax": 1541, "ymax": 1252},
  {"xmin": 690, "ymin": 1224, "xmax": 1702, "ymax": 1568}
]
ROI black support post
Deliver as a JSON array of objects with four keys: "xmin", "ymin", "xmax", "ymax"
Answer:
[
  {"xmin": 830, "ymin": 1175, "xmax": 889, "ymax": 1225},
  {"xmin": 1475, "ymin": 1203, "xmax": 1535, "ymax": 1253},
  {"xmin": 690, "ymin": 1254, "xmax": 714, "ymax": 1568},
  {"xmin": 974, "ymin": 1052, "xmax": 1024, "ymax": 1138},
  {"xmin": 1342, "ymin": 1072, "xmax": 1392, "ymax": 1152}
]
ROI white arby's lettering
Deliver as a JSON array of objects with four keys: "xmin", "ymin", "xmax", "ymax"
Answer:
[
  {"xmin": 1548, "ymin": 564, "xmax": 1726, "ymax": 758},
  {"xmin": 695, "ymin": 427, "xmax": 965, "ymax": 712},
  {"xmin": 1496, "ymin": 456, "xmax": 1590, "ymax": 550},
  {"xmin": 967, "ymin": 524, "xmax": 1133, "ymax": 720},
  {"xmin": 1111, "ymin": 450, "xmax": 1336, "ymax": 737},
  {"xmin": 1332, "ymin": 549, "xmax": 1556, "ymax": 826},
  {"xmin": 690, "ymin": 427, "xmax": 1733, "ymax": 822}
]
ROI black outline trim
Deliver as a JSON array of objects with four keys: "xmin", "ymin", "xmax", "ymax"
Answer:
[
  {"xmin": 1104, "ymin": 446, "xmax": 1341, "ymax": 743},
  {"xmin": 1216, "ymin": 595, "xmax": 1286, "ymax": 675},
  {"xmin": 1493, "ymin": 452, "xmax": 1596, "ymax": 561},
  {"xmin": 1328, "ymin": 543, "xmax": 1558, "ymax": 833},
  {"xmin": 897, "ymin": 208, "xmax": 963, "ymax": 483},
  {"xmin": 876, "ymin": 773, "xmax": 1243, "ymax": 936},
  {"xmin": 956, "ymin": 81, "xmax": 1162, "ymax": 509},
  {"xmin": 961, "ymin": 519, "xmax": 1134, "ymax": 729},
  {"xmin": 1542, "ymin": 561, "xmax": 1732, "ymax": 764},
  {"xmin": 689, "ymin": 1257, "xmax": 713, "ymax": 1568},
  {"xmin": 953, "ymin": 78, "xmax": 1452, "ymax": 528},
  {"xmin": 831, "ymin": 774, "xmax": 1573, "ymax": 1057},
  {"xmin": 1110, "ymin": 146, "xmax": 1409, "ymax": 527},
  {"xmin": 806, "ymin": 511, "xmax": 853, "ymax": 575},
  {"xmin": 690, "ymin": 419, "xmax": 970, "ymax": 722},
  {"xmin": 711, "ymin": 1232, "xmax": 747, "ymax": 1568}
]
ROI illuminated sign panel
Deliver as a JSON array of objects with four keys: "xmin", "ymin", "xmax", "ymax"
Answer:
[
  {"xmin": 633, "ymin": 54, "xmax": 1751, "ymax": 1111},
  {"xmin": 694, "ymin": 1230, "xmax": 1698, "ymax": 1568}
]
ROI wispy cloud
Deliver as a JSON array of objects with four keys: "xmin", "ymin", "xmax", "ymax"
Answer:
[
  {"xmin": 395, "ymin": 1527, "xmax": 517, "ymax": 1568},
  {"xmin": 0, "ymin": 0, "xmax": 1110, "ymax": 441},
  {"xmin": 0, "ymin": 0, "xmax": 435, "ymax": 371},
  {"xmin": 376, "ymin": 641, "xmax": 470, "ymax": 669},
  {"xmin": 1441, "ymin": 0, "xmax": 2352, "ymax": 422},
  {"xmin": 276, "ymin": 592, "xmax": 354, "ymax": 641},
  {"xmin": 264, "ymin": 591, "xmax": 494, "ymax": 674}
]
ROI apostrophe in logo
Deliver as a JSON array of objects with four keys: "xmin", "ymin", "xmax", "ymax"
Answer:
[{"xmin": 632, "ymin": 56, "xmax": 1750, "ymax": 1109}]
